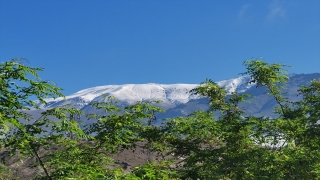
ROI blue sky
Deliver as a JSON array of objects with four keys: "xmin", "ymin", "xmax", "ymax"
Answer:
[{"xmin": 1, "ymin": 0, "xmax": 319, "ymax": 95}]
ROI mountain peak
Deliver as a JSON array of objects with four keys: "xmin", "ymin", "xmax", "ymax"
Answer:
[{"xmin": 40, "ymin": 76, "xmax": 255, "ymax": 109}]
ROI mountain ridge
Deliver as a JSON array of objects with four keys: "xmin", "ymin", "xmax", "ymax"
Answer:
[
  {"xmin": 40, "ymin": 76, "xmax": 255, "ymax": 109},
  {"xmin": 34, "ymin": 73, "xmax": 320, "ymax": 123}
]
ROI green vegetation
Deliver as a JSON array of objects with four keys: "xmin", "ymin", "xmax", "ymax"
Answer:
[{"xmin": 1, "ymin": 58, "xmax": 319, "ymax": 179}]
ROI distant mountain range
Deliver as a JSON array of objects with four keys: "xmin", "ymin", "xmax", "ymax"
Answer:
[{"xmin": 33, "ymin": 73, "xmax": 320, "ymax": 125}]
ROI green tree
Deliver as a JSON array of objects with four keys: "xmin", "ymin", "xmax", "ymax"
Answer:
[
  {"xmin": 0, "ymin": 58, "xmax": 167, "ymax": 179},
  {"xmin": 1, "ymin": 58, "xmax": 319, "ymax": 179},
  {"xmin": 0, "ymin": 59, "xmax": 88, "ymax": 179},
  {"xmin": 0, "ymin": 58, "xmax": 64, "ymax": 134},
  {"xmin": 43, "ymin": 97, "xmax": 165, "ymax": 179},
  {"xmin": 147, "ymin": 60, "xmax": 320, "ymax": 179}
]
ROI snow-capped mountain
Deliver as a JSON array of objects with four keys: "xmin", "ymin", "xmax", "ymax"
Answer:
[
  {"xmin": 33, "ymin": 73, "xmax": 319, "ymax": 124},
  {"xmin": 40, "ymin": 76, "xmax": 255, "ymax": 110}
]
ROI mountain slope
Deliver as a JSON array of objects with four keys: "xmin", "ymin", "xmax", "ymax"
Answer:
[
  {"xmin": 40, "ymin": 76, "xmax": 255, "ymax": 110},
  {"xmin": 37, "ymin": 73, "xmax": 320, "ymax": 124}
]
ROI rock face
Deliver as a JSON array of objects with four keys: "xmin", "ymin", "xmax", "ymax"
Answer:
[{"xmin": 34, "ymin": 73, "xmax": 320, "ymax": 124}]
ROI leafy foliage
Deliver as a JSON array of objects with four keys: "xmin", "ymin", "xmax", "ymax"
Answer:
[
  {"xmin": 0, "ymin": 58, "xmax": 319, "ymax": 179},
  {"xmin": 147, "ymin": 60, "xmax": 320, "ymax": 179},
  {"xmin": 0, "ymin": 58, "xmax": 64, "ymax": 135}
]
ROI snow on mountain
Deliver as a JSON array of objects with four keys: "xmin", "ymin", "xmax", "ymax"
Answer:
[
  {"xmin": 32, "ymin": 73, "xmax": 320, "ymax": 124},
  {"xmin": 40, "ymin": 76, "xmax": 254, "ymax": 109},
  {"xmin": 216, "ymin": 76, "xmax": 255, "ymax": 93}
]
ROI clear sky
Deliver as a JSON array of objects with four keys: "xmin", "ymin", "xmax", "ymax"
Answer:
[{"xmin": 1, "ymin": 0, "xmax": 319, "ymax": 95}]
